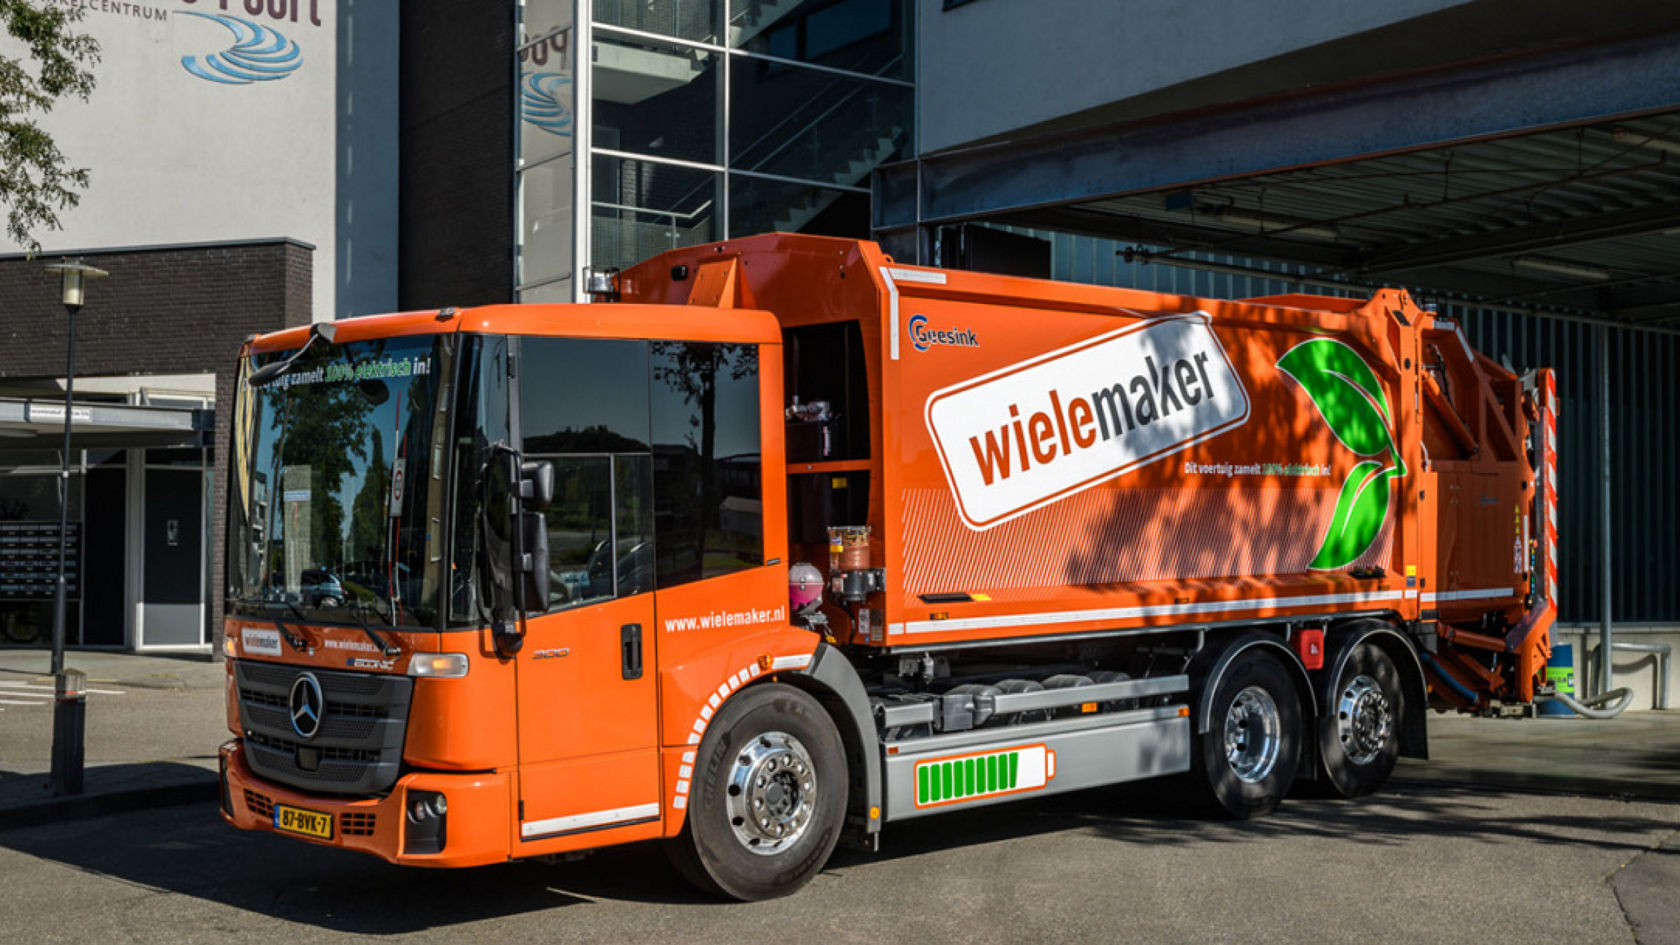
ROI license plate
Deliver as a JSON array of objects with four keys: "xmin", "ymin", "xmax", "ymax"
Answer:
[{"xmin": 273, "ymin": 804, "xmax": 333, "ymax": 840}]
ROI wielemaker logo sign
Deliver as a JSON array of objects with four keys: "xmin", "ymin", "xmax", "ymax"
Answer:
[{"xmin": 926, "ymin": 313, "xmax": 1250, "ymax": 530}]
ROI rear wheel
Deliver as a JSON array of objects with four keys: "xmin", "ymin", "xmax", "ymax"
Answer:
[
  {"xmin": 667, "ymin": 683, "xmax": 846, "ymax": 901},
  {"xmin": 1318, "ymin": 642, "xmax": 1401, "ymax": 797},
  {"xmin": 1192, "ymin": 648, "xmax": 1302, "ymax": 818}
]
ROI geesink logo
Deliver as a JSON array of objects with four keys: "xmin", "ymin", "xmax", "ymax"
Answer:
[{"xmin": 908, "ymin": 313, "xmax": 979, "ymax": 352}]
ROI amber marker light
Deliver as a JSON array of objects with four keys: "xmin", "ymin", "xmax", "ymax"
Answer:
[{"xmin": 409, "ymin": 653, "xmax": 470, "ymax": 678}]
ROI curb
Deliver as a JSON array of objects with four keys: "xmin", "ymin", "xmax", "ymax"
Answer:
[{"xmin": 0, "ymin": 775, "xmax": 219, "ymax": 832}]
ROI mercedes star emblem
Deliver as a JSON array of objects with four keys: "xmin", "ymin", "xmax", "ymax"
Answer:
[{"xmin": 289, "ymin": 672, "xmax": 325, "ymax": 740}]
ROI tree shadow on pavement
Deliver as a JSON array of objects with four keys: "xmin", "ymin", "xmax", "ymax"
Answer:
[
  {"xmin": 827, "ymin": 777, "xmax": 1678, "ymax": 872},
  {"xmin": 0, "ymin": 779, "xmax": 1672, "ymax": 932}
]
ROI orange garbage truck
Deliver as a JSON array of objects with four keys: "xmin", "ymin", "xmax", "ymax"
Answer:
[{"xmin": 219, "ymin": 232, "xmax": 1558, "ymax": 899}]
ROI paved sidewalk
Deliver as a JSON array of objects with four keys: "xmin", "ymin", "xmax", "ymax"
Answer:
[
  {"xmin": 0, "ymin": 648, "xmax": 1677, "ymax": 832},
  {"xmin": 0, "ymin": 649, "xmax": 225, "ymax": 828}
]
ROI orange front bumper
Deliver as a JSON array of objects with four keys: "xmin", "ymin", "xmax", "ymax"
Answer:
[{"xmin": 219, "ymin": 740, "xmax": 513, "ymax": 868}]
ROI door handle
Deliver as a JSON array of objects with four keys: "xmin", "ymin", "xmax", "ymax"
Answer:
[{"xmin": 621, "ymin": 623, "xmax": 643, "ymax": 680}]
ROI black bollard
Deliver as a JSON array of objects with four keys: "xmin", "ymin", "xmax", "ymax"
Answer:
[{"xmin": 50, "ymin": 668, "xmax": 86, "ymax": 796}]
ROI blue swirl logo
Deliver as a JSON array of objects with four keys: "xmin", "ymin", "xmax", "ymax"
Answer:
[
  {"xmin": 179, "ymin": 13, "xmax": 303, "ymax": 85},
  {"xmin": 521, "ymin": 72, "xmax": 573, "ymax": 136}
]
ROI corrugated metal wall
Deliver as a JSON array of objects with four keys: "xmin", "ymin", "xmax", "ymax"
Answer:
[{"xmin": 1002, "ymin": 227, "xmax": 1680, "ymax": 625}]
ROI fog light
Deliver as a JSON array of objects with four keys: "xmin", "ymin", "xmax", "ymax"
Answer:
[{"xmin": 404, "ymin": 789, "xmax": 448, "ymax": 855}]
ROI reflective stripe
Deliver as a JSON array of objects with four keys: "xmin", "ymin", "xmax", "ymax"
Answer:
[
  {"xmin": 904, "ymin": 590, "xmax": 1406, "ymax": 635},
  {"xmin": 1419, "ymin": 587, "xmax": 1514, "ymax": 604},
  {"xmin": 521, "ymin": 802, "xmax": 659, "ymax": 838},
  {"xmin": 881, "ymin": 266, "xmax": 948, "ymax": 362}
]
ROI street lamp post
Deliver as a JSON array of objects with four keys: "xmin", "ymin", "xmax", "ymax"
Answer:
[{"xmin": 42, "ymin": 259, "xmax": 106, "ymax": 797}]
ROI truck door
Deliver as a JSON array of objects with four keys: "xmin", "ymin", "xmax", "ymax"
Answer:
[
  {"xmin": 512, "ymin": 337, "xmax": 661, "ymax": 843},
  {"xmin": 514, "ymin": 453, "xmax": 659, "ymax": 842}
]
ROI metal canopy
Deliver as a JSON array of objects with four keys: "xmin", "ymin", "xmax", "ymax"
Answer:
[
  {"xmin": 876, "ymin": 29, "xmax": 1680, "ymax": 324},
  {"xmin": 0, "ymin": 398, "xmax": 211, "ymax": 450}
]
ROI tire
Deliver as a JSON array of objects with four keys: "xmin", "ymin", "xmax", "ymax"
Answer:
[
  {"xmin": 666, "ymin": 683, "xmax": 847, "ymax": 901},
  {"xmin": 1191, "ymin": 647, "xmax": 1302, "ymax": 818},
  {"xmin": 1318, "ymin": 642, "xmax": 1402, "ymax": 798}
]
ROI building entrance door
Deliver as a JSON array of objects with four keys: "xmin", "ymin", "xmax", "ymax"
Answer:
[{"xmin": 140, "ymin": 467, "xmax": 204, "ymax": 647}]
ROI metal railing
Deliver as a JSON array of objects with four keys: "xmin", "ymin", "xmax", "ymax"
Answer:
[{"xmin": 1590, "ymin": 641, "xmax": 1672, "ymax": 709}]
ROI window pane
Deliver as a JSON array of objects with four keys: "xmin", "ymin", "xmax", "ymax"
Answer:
[
  {"xmin": 732, "ymin": 0, "xmax": 907, "ymax": 79},
  {"xmin": 448, "ymin": 337, "xmax": 511, "ymax": 627},
  {"xmin": 521, "ymin": 338, "xmax": 652, "ymax": 453},
  {"xmin": 593, "ymin": 154, "xmax": 720, "ymax": 270},
  {"xmin": 545, "ymin": 456, "xmax": 615, "ymax": 609},
  {"xmin": 519, "ymin": 0, "xmax": 578, "ymax": 168},
  {"xmin": 519, "ymin": 279, "xmax": 573, "ymax": 304},
  {"xmin": 729, "ymin": 174, "xmax": 868, "ymax": 239},
  {"xmin": 650, "ymin": 342, "xmax": 762, "ymax": 587},
  {"xmin": 595, "ymin": 0, "xmax": 721, "ymax": 44},
  {"xmin": 519, "ymin": 160, "xmax": 575, "ymax": 287},
  {"xmin": 729, "ymin": 61, "xmax": 909, "ymax": 187},
  {"xmin": 615, "ymin": 454, "xmax": 655, "ymax": 596},
  {"xmin": 593, "ymin": 33, "xmax": 719, "ymax": 166}
]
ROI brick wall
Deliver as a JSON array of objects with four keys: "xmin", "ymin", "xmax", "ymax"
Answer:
[
  {"xmin": 0, "ymin": 239, "xmax": 314, "ymax": 651},
  {"xmin": 399, "ymin": 0, "xmax": 516, "ymax": 310}
]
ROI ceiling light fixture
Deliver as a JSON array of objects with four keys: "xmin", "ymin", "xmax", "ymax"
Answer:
[
  {"xmin": 1203, "ymin": 207, "xmax": 1340, "ymax": 242},
  {"xmin": 1511, "ymin": 256, "xmax": 1611, "ymax": 281},
  {"xmin": 1611, "ymin": 127, "xmax": 1680, "ymax": 157}
]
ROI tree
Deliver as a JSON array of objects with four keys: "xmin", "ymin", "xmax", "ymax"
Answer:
[{"xmin": 1, "ymin": 1, "xmax": 98, "ymax": 250}]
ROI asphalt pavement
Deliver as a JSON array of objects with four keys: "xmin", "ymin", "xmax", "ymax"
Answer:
[
  {"xmin": 0, "ymin": 647, "xmax": 1677, "ymax": 942},
  {"xmin": 0, "ymin": 775, "xmax": 1674, "ymax": 944}
]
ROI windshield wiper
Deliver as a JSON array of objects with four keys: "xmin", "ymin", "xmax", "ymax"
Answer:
[
  {"xmin": 249, "ymin": 599, "xmax": 309, "ymax": 652},
  {"xmin": 343, "ymin": 599, "xmax": 401, "ymax": 659}
]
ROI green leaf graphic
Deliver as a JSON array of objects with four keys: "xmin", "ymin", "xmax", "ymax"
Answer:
[
  {"xmin": 1278, "ymin": 338, "xmax": 1408, "ymax": 570},
  {"xmin": 1277, "ymin": 339, "xmax": 1395, "ymax": 457},
  {"xmin": 1310, "ymin": 460, "xmax": 1396, "ymax": 570}
]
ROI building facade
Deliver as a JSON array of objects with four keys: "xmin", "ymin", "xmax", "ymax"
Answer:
[
  {"xmin": 0, "ymin": 0, "xmax": 393, "ymax": 651},
  {"xmin": 5, "ymin": 0, "xmax": 1679, "ymax": 660}
]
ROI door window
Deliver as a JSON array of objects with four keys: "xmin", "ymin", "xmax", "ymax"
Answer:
[
  {"xmin": 520, "ymin": 338, "xmax": 657, "ymax": 610},
  {"xmin": 649, "ymin": 341, "xmax": 763, "ymax": 587}
]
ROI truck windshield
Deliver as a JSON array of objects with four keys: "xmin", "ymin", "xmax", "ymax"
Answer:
[{"xmin": 228, "ymin": 334, "xmax": 456, "ymax": 630}]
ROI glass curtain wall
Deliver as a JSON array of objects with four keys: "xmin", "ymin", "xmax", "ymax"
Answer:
[
  {"xmin": 516, "ymin": 0, "xmax": 912, "ymax": 301},
  {"xmin": 518, "ymin": 0, "xmax": 581, "ymax": 303}
]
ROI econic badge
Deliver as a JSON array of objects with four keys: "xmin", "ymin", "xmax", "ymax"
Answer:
[{"xmin": 925, "ymin": 313, "xmax": 1250, "ymax": 529}]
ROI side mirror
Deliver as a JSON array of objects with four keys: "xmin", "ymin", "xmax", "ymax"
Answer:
[
  {"xmin": 518, "ymin": 511, "xmax": 550, "ymax": 612},
  {"xmin": 520, "ymin": 460, "xmax": 554, "ymax": 510}
]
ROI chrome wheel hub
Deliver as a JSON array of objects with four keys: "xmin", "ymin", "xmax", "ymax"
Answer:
[
  {"xmin": 1224, "ymin": 685, "xmax": 1281, "ymax": 783},
  {"xmin": 1337, "ymin": 674, "xmax": 1392, "ymax": 765},
  {"xmin": 726, "ymin": 732, "xmax": 817, "ymax": 856}
]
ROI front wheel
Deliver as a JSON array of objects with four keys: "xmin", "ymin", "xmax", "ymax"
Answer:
[
  {"xmin": 1191, "ymin": 648, "xmax": 1302, "ymax": 818},
  {"xmin": 667, "ymin": 682, "xmax": 847, "ymax": 901},
  {"xmin": 1318, "ymin": 642, "xmax": 1402, "ymax": 797}
]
